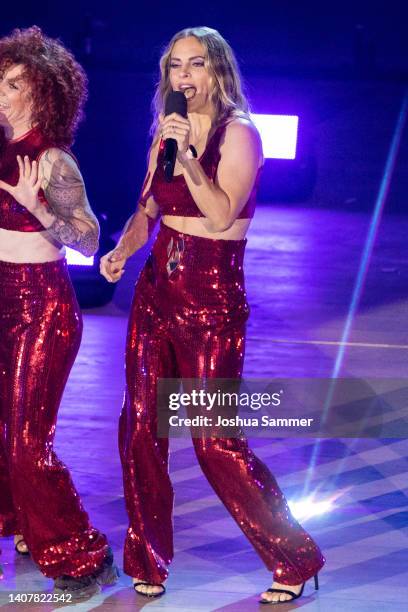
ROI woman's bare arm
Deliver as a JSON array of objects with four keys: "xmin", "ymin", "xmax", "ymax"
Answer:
[
  {"xmin": 34, "ymin": 148, "xmax": 100, "ymax": 256},
  {"xmin": 99, "ymin": 137, "xmax": 160, "ymax": 282},
  {"xmin": 160, "ymin": 114, "xmax": 262, "ymax": 232}
]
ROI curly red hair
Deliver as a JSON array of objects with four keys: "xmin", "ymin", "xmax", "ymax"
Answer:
[{"xmin": 0, "ymin": 26, "xmax": 88, "ymax": 147}]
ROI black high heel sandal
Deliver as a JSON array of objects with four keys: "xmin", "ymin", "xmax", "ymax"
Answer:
[
  {"xmin": 259, "ymin": 573, "xmax": 319, "ymax": 604},
  {"xmin": 14, "ymin": 536, "xmax": 30, "ymax": 556},
  {"xmin": 133, "ymin": 581, "xmax": 166, "ymax": 598}
]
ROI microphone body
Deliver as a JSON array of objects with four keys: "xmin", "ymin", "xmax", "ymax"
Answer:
[{"xmin": 163, "ymin": 91, "xmax": 187, "ymax": 182}]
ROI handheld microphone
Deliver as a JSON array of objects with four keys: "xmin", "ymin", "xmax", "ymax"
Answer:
[{"xmin": 163, "ymin": 91, "xmax": 187, "ymax": 182}]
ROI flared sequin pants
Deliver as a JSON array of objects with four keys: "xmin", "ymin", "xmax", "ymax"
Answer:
[
  {"xmin": 0, "ymin": 259, "xmax": 108, "ymax": 578},
  {"xmin": 120, "ymin": 222, "xmax": 325, "ymax": 585}
]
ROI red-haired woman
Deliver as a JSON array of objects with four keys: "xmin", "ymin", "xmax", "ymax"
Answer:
[
  {"xmin": 0, "ymin": 26, "xmax": 117, "ymax": 600},
  {"xmin": 101, "ymin": 27, "xmax": 325, "ymax": 605}
]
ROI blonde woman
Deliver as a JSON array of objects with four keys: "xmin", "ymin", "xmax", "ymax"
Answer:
[{"xmin": 100, "ymin": 26, "xmax": 325, "ymax": 604}]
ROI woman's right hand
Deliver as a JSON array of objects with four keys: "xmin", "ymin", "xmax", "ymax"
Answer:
[{"xmin": 99, "ymin": 247, "xmax": 127, "ymax": 283}]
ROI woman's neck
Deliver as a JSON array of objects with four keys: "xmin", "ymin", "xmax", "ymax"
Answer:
[{"xmin": 4, "ymin": 119, "xmax": 34, "ymax": 141}]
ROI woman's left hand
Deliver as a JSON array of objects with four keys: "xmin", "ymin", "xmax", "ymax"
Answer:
[
  {"xmin": 160, "ymin": 112, "xmax": 191, "ymax": 155},
  {"xmin": 0, "ymin": 155, "xmax": 43, "ymax": 212}
]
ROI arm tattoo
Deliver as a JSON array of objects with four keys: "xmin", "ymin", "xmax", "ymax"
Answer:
[
  {"xmin": 113, "ymin": 178, "xmax": 159, "ymax": 258},
  {"xmin": 41, "ymin": 150, "xmax": 100, "ymax": 256},
  {"xmin": 115, "ymin": 209, "xmax": 152, "ymax": 259}
]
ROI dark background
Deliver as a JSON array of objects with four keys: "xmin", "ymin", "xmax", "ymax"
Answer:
[{"xmin": 1, "ymin": 1, "xmax": 407, "ymax": 231}]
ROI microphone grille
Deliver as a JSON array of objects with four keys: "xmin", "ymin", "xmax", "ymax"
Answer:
[{"xmin": 164, "ymin": 91, "xmax": 188, "ymax": 118}]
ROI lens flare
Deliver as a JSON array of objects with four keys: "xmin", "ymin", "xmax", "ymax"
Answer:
[{"xmin": 288, "ymin": 496, "xmax": 334, "ymax": 521}]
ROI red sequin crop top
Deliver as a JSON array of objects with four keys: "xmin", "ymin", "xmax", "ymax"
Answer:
[
  {"xmin": 0, "ymin": 127, "xmax": 55, "ymax": 232},
  {"xmin": 148, "ymin": 123, "xmax": 260, "ymax": 219}
]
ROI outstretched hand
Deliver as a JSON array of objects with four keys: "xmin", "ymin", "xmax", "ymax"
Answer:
[{"xmin": 0, "ymin": 155, "xmax": 43, "ymax": 212}]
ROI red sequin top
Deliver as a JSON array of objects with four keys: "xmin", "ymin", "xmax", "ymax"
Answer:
[
  {"xmin": 149, "ymin": 123, "xmax": 260, "ymax": 219},
  {"xmin": 0, "ymin": 127, "xmax": 55, "ymax": 231}
]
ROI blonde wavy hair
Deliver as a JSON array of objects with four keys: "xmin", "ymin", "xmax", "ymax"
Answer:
[{"xmin": 150, "ymin": 26, "xmax": 250, "ymax": 137}]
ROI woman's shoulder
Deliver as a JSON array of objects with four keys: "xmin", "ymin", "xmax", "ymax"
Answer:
[
  {"xmin": 223, "ymin": 115, "xmax": 258, "ymax": 132},
  {"xmin": 37, "ymin": 147, "xmax": 81, "ymax": 172},
  {"xmin": 219, "ymin": 116, "xmax": 262, "ymax": 154}
]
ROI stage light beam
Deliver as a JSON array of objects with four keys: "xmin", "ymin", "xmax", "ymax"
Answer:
[{"xmin": 302, "ymin": 90, "xmax": 408, "ymax": 499}]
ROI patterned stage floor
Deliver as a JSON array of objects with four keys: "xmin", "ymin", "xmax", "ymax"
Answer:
[{"xmin": 1, "ymin": 205, "xmax": 407, "ymax": 611}]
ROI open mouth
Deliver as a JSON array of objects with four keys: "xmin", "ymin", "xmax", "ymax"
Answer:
[{"xmin": 179, "ymin": 86, "xmax": 197, "ymax": 100}]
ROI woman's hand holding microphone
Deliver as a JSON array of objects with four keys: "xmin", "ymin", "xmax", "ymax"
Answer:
[
  {"xmin": 159, "ymin": 112, "xmax": 191, "ymax": 157},
  {"xmin": 100, "ymin": 111, "xmax": 209, "ymax": 284}
]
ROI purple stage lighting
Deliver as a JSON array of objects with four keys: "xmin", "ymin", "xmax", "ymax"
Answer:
[{"xmin": 251, "ymin": 114, "xmax": 299, "ymax": 159}]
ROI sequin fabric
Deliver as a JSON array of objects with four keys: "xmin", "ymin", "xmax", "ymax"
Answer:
[
  {"xmin": 148, "ymin": 125, "xmax": 260, "ymax": 219},
  {"xmin": 119, "ymin": 222, "xmax": 325, "ymax": 584},
  {"xmin": 0, "ymin": 258, "xmax": 108, "ymax": 577}
]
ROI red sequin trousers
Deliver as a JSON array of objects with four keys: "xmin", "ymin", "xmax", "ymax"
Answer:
[
  {"xmin": 120, "ymin": 223, "xmax": 325, "ymax": 585},
  {"xmin": 0, "ymin": 259, "xmax": 108, "ymax": 577}
]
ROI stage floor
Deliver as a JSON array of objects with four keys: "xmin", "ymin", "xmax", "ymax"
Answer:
[{"xmin": 1, "ymin": 205, "xmax": 407, "ymax": 611}]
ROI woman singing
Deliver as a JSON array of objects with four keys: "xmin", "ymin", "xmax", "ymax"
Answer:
[
  {"xmin": 0, "ymin": 26, "xmax": 117, "ymax": 600},
  {"xmin": 100, "ymin": 26, "xmax": 325, "ymax": 604}
]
